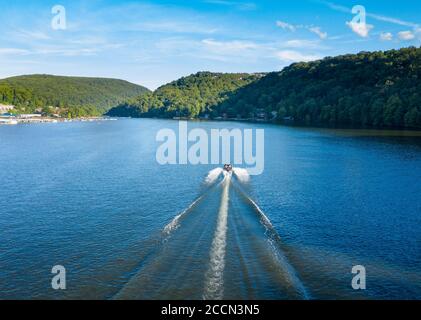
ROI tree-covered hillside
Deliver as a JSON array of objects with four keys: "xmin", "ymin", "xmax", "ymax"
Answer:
[
  {"xmin": 222, "ymin": 47, "xmax": 421, "ymax": 129},
  {"xmin": 107, "ymin": 72, "xmax": 265, "ymax": 118},
  {"xmin": 0, "ymin": 75, "xmax": 149, "ymax": 117},
  {"xmin": 109, "ymin": 47, "xmax": 421, "ymax": 129}
]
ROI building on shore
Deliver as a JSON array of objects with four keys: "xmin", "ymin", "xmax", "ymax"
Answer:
[
  {"xmin": 0, "ymin": 104, "xmax": 15, "ymax": 113},
  {"xmin": 18, "ymin": 114, "xmax": 42, "ymax": 119},
  {"xmin": 254, "ymin": 108, "xmax": 267, "ymax": 121}
]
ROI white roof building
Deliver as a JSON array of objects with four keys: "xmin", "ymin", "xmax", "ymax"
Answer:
[{"xmin": 0, "ymin": 104, "xmax": 15, "ymax": 113}]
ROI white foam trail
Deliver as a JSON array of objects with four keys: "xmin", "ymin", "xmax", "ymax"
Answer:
[
  {"xmin": 163, "ymin": 195, "xmax": 205, "ymax": 236},
  {"xmin": 205, "ymin": 168, "xmax": 223, "ymax": 185},
  {"xmin": 243, "ymin": 194, "xmax": 311, "ymax": 299},
  {"xmin": 233, "ymin": 167, "xmax": 250, "ymax": 183},
  {"xmin": 245, "ymin": 196, "xmax": 274, "ymax": 229},
  {"xmin": 163, "ymin": 178, "xmax": 226, "ymax": 237},
  {"xmin": 203, "ymin": 173, "xmax": 231, "ymax": 300},
  {"xmin": 162, "ymin": 214, "xmax": 183, "ymax": 236}
]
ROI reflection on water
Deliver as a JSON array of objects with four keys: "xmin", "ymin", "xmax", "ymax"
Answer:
[{"xmin": 313, "ymin": 127, "xmax": 421, "ymax": 137}]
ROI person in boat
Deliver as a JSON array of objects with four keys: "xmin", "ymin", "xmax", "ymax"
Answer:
[{"xmin": 223, "ymin": 164, "xmax": 233, "ymax": 172}]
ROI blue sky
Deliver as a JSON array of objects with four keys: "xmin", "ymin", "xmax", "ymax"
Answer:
[{"xmin": 0, "ymin": 0, "xmax": 420, "ymax": 89}]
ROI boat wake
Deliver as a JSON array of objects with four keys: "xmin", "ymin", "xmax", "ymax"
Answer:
[
  {"xmin": 231, "ymin": 182, "xmax": 311, "ymax": 299},
  {"xmin": 163, "ymin": 194, "xmax": 206, "ymax": 237},
  {"xmin": 206, "ymin": 166, "xmax": 250, "ymax": 185},
  {"xmin": 232, "ymin": 167, "xmax": 250, "ymax": 183},
  {"xmin": 205, "ymin": 168, "xmax": 224, "ymax": 185},
  {"xmin": 203, "ymin": 173, "xmax": 231, "ymax": 300},
  {"xmin": 115, "ymin": 168, "xmax": 310, "ymax": 300}
]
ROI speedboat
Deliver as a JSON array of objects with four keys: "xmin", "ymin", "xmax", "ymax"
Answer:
[{"xmin": 223, "ymin": 164, "xmax": 233, "ymax": 172}]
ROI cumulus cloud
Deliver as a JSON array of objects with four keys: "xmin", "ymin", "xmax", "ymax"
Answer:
[
  {"xmin": 276, "ymin": 50, "xmax": 321, "ymax": 62},
  {"xmin": 308, "ymin": 27, "xmax": 328, "ymax": 39},
  {"xmin": 346, "ymin": 21, "xmax": 374, "ymax": 37},
  {"xmin": 380, "ymin": 32, "xmax": 393, "ymax": 41},
  {"xmin": 398, "ymin": 31, "xmax": 415, "ymax": 40},
  {"xmin": 276, "ymin": 20, "xmax": 296, "ymax": 32}
]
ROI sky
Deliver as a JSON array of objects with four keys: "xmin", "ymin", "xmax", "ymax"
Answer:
[{"xmin": 0, "ymin": 0, "xmax": 421, "ymax": 89}]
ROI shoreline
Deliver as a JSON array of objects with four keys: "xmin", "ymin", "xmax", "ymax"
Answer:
[
  {"xmin": 113, "ymin": 116, "xmax": 421, "ymax": 134},
  {"xmin": 2, "ymin": 115, "xmax": 421, "ymax": 136},
  {"xmin": 0, "ymin": 116, "xmax": 117, "ymax": 125}
]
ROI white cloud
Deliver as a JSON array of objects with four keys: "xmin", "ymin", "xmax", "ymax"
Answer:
[
  {"xmin": 398, "ymin": 31, "xmax": 415, "ymax": 41},
  {"xmin": 309, "ymin": 27, "xmax": 328, "ymax": 39},
  {"xmin": 0, "ymin": 48, "xmax": 30, "ymax": 55},
  {"xmin": 322, "ymin": 1, "xmax": 349, "ymax": 14},
  {"xmin": 32, "ymin": 48, "xmax": 99, "ymax": 56},
  {"xmin": 368, "ymin": 13, "xmax": 418, "ymax": 28},
  {"xmin": 201, "ymin": 39, "xmax": 259, "ymax": 55},
  {"xmin": 67, "ymin": 36, "xmax": 109, "ymax": 45},
  {"xmin": 134, "ymin": 21, "xmax": 218, "ymax": 35},
  {"xmin": 204, "ymin": 0, "xmax": 256, "ymax": 11},
  {"xmin": 0, "ymin": 46, "xmax": 100, "ymax": 57},
  {"xmin": 283, "ymin": 39, "xmax": 325, "ymax": 49},
  {"xmin": 284, "ymin": 40, "xmax": 311, "ymax": 48},
  {"xmin": 276, "ymin": 20, "xmax": 296, "ymax": 32},
  {"xmin": 276, "ymin": 21, "xmax": 328, "ymax": 40},
  {"xmin": 155, "ymin": 36, "xmax": 325, "ymax": 65},
  {"xmin": 346, "ymin": 21, "xmax": 373, "ymax": 38},
  {"xmin": 276, "ymin": 50, "xmax": 321, "ymax": 62},
  {"xmin": 322, "ymin": 1, "xmax": 419, "ymax": 28},
  {"xmin": 380, "ymin": 32, "xmax": 393, "ymax": 41},
  {"xmin": 155, "ymin": 37, "xmax": 265, "ymax": 62},
  {"xmin": 13, "ymin": 30, "xmax": 51, "ymax": 41}
]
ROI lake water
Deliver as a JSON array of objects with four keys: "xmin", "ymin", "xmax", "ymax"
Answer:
[{"xmin": 0, "ymin": 119, "xmax": 420, "ymax": 300}]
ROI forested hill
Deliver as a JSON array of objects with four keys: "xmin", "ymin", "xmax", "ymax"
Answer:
[
  {"xmin": 108, "ymin": 47, "xmax": 421, "ymax": 129},
  {"xmin": 106, "ymin": 72, "xmax": 265, "ymax": 118},
  {"xmin": 0, "ymin": 75, "xmax": 150, "ymax": 117},
  {"xmin": 221, "ymin": 47, "xmax": 421, "ymax": 129}
]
